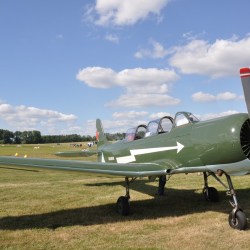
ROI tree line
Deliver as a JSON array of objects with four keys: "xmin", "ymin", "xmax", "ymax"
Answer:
[{"xmin": 0, "ymin": 129, "xmax": 125, "ymax": 144}]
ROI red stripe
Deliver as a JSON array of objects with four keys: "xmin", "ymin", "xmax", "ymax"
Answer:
[
  {"xmin": 240, "ymin": 68, "xmax": 250, "ymax": 74},
  {"xmin": 96, "ymin": 131, "xmax": 99, "ymax": 141}
]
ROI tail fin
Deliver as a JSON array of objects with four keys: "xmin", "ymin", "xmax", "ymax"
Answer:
[
  {"xmin": 240, "ymin": 68, "xmax": 250, "ymax": 117},
  {"xmin": 96, "ymin": 119, "xmax": 108, "ymax": 147}
]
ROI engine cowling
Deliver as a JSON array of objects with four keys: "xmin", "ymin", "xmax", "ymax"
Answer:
[
  {"xmin": 192, "ymin": 113, "xmax": 249, "ymax": 166},
  {"xmin": 240, "ymin": 118, "xmax": 250, "ymax": 159}
]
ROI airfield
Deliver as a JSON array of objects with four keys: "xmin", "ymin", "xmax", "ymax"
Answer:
[{"xmin": 0, "ymin": 143, "xmax": 249, "ymax": 249}]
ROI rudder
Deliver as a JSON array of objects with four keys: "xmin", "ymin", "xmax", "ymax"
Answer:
[{"xmin": 96, "ymin": 119, "xmax": 108, "ymax": 147}]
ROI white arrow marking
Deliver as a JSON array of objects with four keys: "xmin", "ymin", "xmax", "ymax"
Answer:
[{"xmin": 116, "ymin": 141, "xmax": 184, "ymax": 164}]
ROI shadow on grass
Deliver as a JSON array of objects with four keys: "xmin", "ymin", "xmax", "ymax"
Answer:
[
  {"xmin": 1, "ymin": 183, "xmax": 250, "ymax": 230},
  {"xmin": 0, "ymin": 166, "xmax": 40, "ymax": 172},
  {"xmin": 85, "ymin": 179, "xmax": 159, "ymax": 197}
]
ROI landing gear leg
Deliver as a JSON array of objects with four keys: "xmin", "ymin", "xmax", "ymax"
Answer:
[
  {"xmin": 224, "ymin": 172, "xmax": 247, "ymax": 230},
  {"xmin": 202, "ymin": 172, "xmax": 219, "ymax": 202},
  {"xmin": 158, "ymin": 175, "xmax": 167, "ymax": 195},
  {"xmin": 203, "ymin": 170, "xmax": 247, "ymax": 230},
  {"xmin": 116, "ymin": 177, "xmax": 131, "ymax": 216}
]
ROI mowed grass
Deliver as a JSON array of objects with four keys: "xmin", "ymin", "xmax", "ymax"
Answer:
[{"xmin": 0, "ymin": 143, "xmax": 250, "ymax": 250}]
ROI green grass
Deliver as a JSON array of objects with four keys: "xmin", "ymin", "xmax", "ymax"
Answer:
[{"xmin": 0, "ymin": 143, "xmax": 250, "ymax": 249}]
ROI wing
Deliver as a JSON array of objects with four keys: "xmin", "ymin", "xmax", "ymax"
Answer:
[
  {"xmin": 55, "ymin": 150, "xmax": 98, "ymax": 157},
  {"xmin": 168, "ymin": 159, "xmax": 250, "ymax": 176},
  {"xmin": 0, "ymin": 156, "xmax": 167, "ymax": 178},
  {"xmin": 1, "ymin": 155, "xmax": 250, "ymax": 177}
]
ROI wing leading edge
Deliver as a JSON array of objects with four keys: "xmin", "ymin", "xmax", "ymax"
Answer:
[
  {"xmin": 0, "ymin": 156, "xmax": 167, "ymax": 178},
  {"xmin": 1, "ymin": 156, "xmax": 250, "ymax": 177},
  {"xmin": 55, "ymin": 150, "xmax": 98, "ymax": 157}
]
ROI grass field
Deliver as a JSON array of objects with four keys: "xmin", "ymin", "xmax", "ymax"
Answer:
[{"xmin": 0, "ymin": 143, "xmax": 250, "ymax": 250}]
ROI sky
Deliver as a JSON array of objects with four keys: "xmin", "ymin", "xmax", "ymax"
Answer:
[{"xmin": 1, "ymin": 0, "xmax": 250, "ymax": 136}]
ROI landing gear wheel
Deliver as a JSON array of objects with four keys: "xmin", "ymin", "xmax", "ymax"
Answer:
[
  {"xmin": 203, "ymin": 187, "xmax": 219, "ymax": 202},
  {"xmin": 116, "ymin": 196, "xmax": 130, "ymax": 216},
  {"xmin": 228, "ymin": 210, "xmax": 247, "ymax": 230}
]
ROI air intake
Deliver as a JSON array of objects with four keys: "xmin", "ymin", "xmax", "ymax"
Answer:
[{"xmin": 240, "ymin": 119, "xmax": 250, "ymax": 159}]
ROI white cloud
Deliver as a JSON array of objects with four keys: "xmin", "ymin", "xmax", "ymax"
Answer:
[
  {"xmin": 60, "ymin": 126, "xmax": 84, "ymax": 135},
  {"xmin": 112, "ymin": 110, "xmax": 148, "ymax": 119},
  {"xmin": 149, "ymin": 112, "xmax": 172, "ymax": 119},
  {"xmin": 107, "ymin": 93, "xmax": 180, "ymax": 108},
  {"xmin": 85, "ymin": 118, "xmax": 146, "ymax": 135},
  {"xmin": 197, "ymin": 110, "xmax": 239, "ymax": 121},
  {"xmin": 169, "ymin": 35, "xmax": 250, "ymax": 78},
  {"xmin": 0, "ymin": 103, "xmax": 77, "ymax": 134},
  {"xmin": 105, "ymin": 34, "xmax": 119, "ymax": 43},
  {"xmin": 85, "ymin": 0, "xmax": 170, "ymax": 26},
  {"xmin": 135, "ymin": 40, "xmax": 170, "ymax": 59},
  {"xmin": 216, "ymin": 92, "xmax": 243, "ymax": 101},
  {"xmin": 76, "ymin": 67, "xmax": 117, "ymax": 88},
  {"xmin": 192, "ymin": 91, "xmax": 243, "ymax": 102},
  {"xmin": 116, "ymin": 68, "xmax": 178, "ymax": 94},
  {"xmin": 87, "ymin": 111, "xmax": 148, "ymax": 135},
  {"xmin": 182, "ymin": 31, "xmax": 206, "ymax": 41},
  {"xmin": 92, "ymin": 111, "xmax": 173, "ymax": 134},
  {"xmin": 77, "ymin": 67, "xmax": 179, "ymax": 92},
  {"xmin": 77, "ymin": 67, "xmax": 180, "ymax": 108}
]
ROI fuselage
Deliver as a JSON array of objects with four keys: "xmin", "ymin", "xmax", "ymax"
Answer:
[{"xmin": 98, "ymin": 113, "xmax": 250, "ymax": 171}]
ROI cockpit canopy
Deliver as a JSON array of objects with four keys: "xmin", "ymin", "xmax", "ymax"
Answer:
[
  {"xmin": 146, "ymin": 116, "xmax": 174, "ymax": 137},
  {"xmin": 174, "ymin": 112, "xmax": 199, "ymax": 127},
  {"xmin": 125, "ymin": 124, "xmax": 147, "ymax": 142},
  {"xmin": 125, "ymin": 112, "xmax": 199, "ymax": 140},
  {"xmin": 145, "ymin": 112, "xmax": 199, "ymax": 137}
]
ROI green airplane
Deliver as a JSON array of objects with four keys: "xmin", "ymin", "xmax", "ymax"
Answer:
[{"xmin": 1, "ymin": 67, "xmax": 250, "ymax": 230}]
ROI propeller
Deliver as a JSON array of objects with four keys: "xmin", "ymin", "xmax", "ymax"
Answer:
[{"xmin": 240, "ymin": 67, "xmax": 250, "ymax": 118}]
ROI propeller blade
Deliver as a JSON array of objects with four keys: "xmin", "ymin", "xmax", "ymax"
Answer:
[{"xmin": 240, "ymin": 67, "xmax": 250, "ymax": 117}]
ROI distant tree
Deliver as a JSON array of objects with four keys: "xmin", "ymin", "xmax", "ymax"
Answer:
[
  {"xmin": 0, "ymin": 128, "xmax": 123, "ymax": 144},
  {"xmin": 21, "ymin": 131, "xmax": 42, "ymax": 144},
  {"xmin": 14, "ymin": 131, "xmax": 22, "ymax": 144},
  {"xmin": 21, "ymin": 131, "xmax": 31, "ymax": 144},
  {"xmin": 0, "ymin": 129, "xmax": 4, "ymax": 143},
  {"xmin": 2, "ymin": 130, "xmax": 14, "ymax": 144},
  {"xmin": 32, "ymin": 130, "xmax": 42, "ymax": 143}
]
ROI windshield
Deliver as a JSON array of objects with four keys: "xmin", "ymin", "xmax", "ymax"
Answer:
[
  {"xmin": 188, "ymin": 113, "xmax": 199, "ymax": 122},
  {"xmin": 125, "ymin": 128, "xmax": 136, "ymax": 141},
  {"xmin": 175, "ymin": 112, "xmax": 199, "ymax": 126}
]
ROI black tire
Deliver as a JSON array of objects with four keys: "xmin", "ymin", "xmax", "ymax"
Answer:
[
  {"xmin": 116, "ymin": 196, "xmax": 130, "ymax": 216},
  {"xmin": 228, "ymin": 210, "xmax": 247, "ymax": 230},
  {"xmin": 203, "ymin": 187, "xmax": 219, "ymax": 202}
]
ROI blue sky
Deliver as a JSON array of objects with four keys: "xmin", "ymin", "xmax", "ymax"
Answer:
[{"xmin": 1, "ymin": 0, "xmax": 250, "ymax": 135}]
